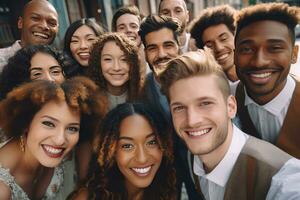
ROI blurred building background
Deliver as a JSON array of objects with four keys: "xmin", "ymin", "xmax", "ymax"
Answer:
[{"xmin": 0, "ymin": 0, "xmax": 299, "ymax": 48}]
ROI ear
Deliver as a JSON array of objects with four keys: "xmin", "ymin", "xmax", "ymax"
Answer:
[
  {"xmin": 292, "ymin": 44, "xmax": 299, "ymax": 64},
  {"xmin": 227, "ymin": 95, "xmax": 237, "ymax": 119},
  {"xmin": 17, "ymin": 16, "xmax": 23, "ymax": 30},
  {"xmin": 186, "ymin": 10, "xmax": 190, "ymax": 23}
]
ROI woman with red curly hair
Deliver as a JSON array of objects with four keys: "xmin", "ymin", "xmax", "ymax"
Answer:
[
  {"xmin": 0, "ymin": 77, "xmax": 107, "ymax": 199},
  {"xmin": 87, "ymin": 32, "xmax": 143, "ymax": 110},
  {"xmin": 69, "ymin": 103, "xmax": 177, "ymax": 200}
]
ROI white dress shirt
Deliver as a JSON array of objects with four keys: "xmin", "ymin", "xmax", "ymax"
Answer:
[
  {"xmin": 244, "ymin": 75, "xmax": 295, "ymax": 144},
  {"xmin": 0, "ymin": 40, "xmax": 22, "ymax": 72},
  {"xmin": 192, "ymin": 124, "xmax": 300, "ymax": 200},
  {"xmin": 193, "ymin": 125, "xmax": 248, "ymax": 200}
]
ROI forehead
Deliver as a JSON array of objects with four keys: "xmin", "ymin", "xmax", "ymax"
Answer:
[
  {"xmin": 24, "ymin": 1, "xmax": 58, "ymax": 18},
  {"xmin": 160, "ymin": 0, "xmax": 186, "ymax": 11},
  {"xmin": 145, "ymin": 28, "xmax": 176, "ymax": 45},
  {"xmin": 117, "ymin": 14, "xmax": 140, "ymax": 25},
  {"xmin": 73, "ymin": 25, "xmax": 96, "ymax": 36},
  {"xmin": 31, "ymin": 52, "xmax": 58, "ymax": 64},
  {"xmin": 102, "ymin": 41, "xmax": 124, "ymax": 54},
  {"xmin": 236, "ymin": 20, "xmax": 292, "ymax": 45},
  {"xmin": 119, "ymin": 114, "xmax": 153, "ymax": 138},
  {"xmin": 203, "ymin": 24, "xmax": 232, "ymax": 39},
  {"xmin": 169, "ymin": 75, "xmax": 223, "ymax": 103},
  {"xmin": 35, "ymin": 100, "xmax": 79, "ymax": 122}
]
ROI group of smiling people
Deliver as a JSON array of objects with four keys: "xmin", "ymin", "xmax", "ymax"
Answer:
[{"xmin": 0, "ymin": 0, "xmax": 300, "ymax": 200}]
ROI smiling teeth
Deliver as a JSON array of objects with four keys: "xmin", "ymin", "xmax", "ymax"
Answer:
[
  {"xmin": 188, "ymin": 128, "xmax": 210, "ymax": 136},
  {"xmin": 78, "ymin": 52, "xmax": 89, "ymax": 56},
  {"xmin": 132, "ymin": 166, "xmax": 151, "ymax": 173},
  {"xmin": 44, "ymin": 145, "xmax": 63, "ymax": 154},
  {"xmin": 251, "ymin": 72, "xmax": 271, "ymax": 78},
  {"xmin": 217, "ymin": 53, "xmax": 229, "ymax": 60},
  {"xmin": 33, "ymin": 32, "xmax": 49, "ymax": 39}
]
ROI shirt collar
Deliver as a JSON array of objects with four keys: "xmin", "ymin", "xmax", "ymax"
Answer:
[
  {"xmin": 244, "ymin": 75, "xmax": 295, "ymax": 115},
  {"xmin": 193, "ymin": 125, "xmax": 249, "ymax": 187}
]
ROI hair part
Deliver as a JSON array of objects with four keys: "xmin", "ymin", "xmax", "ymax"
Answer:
[
  {"xmin": 235, "ymin": 3, "xmax": 300, "ymax": 45},
  {"xmin": 111, "ymin": 5, "xmax": 141, "ymax": 32},
  {"xmin": 160, "ymin": 49, "xmax": 230, "ymax": 101},
  {"xmin": 139, "ymin": 15, "xmax": 182, "ymax": 46},
  {"xmin": 88, "ymin": 103, "xmax": 176, "ymax": 200},
  {"xmin": 189, "ymin": 5, "xmax": 236, "ymax": 49}
]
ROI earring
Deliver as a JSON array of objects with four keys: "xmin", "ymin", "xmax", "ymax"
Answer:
[{"xmin": 19, "ymin": 135, "xmax": 25, "ymax": 152}]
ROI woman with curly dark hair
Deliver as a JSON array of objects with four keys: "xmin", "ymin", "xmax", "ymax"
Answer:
[
  {"xmin": 87, "ymin": 32, "xmax": 143, "ymax": 110},
  {"xmin": 69, "ymin": 103, "xmax": 177, "ymax": 200},
  {"xmin": 63, "ymin": 18, "xmax": 104, "ymax": 77},
  {"xmin": 0, "ymin": 77, "xmax": 107, "ymax": 199},
  {"xmin": 0, "ymin": 45, "xmax": 65, "ymax": 100}
]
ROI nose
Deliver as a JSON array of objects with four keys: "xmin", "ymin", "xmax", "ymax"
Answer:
[
  {"xmin": 125, "ymin": 26, "xmax": 132, "ymax": 33},
  {"xmin": 79, "ymin": 39, "xmax": 89, "ymax": 49},
  {"xmin": 53, "ymin": 129, "xmax": 66, "ymax": 146},
  {"xmin": 38, "ymin": 19, "xmax": 50, "ymax": 31},
  {"xmin": 251, "ymin": 48, "xmax": 271, "ymax": 68},
  {"xmin": 135, "ymin": 145, "xmax": 148, "ymax": 164},
  {"xmin": 43, "ymin": 72, "xmax": 55, "ymax": 82},
  {"xmin": 186, "ymin": 107, "xmax": 202, "ymax": 128},
  {"xmin": 158, "ymin": 46, "xmax": 167, "ymax": 58},
  {"xmin": 214, "ymin": 41, "xmax": 225, "ymax": 53},
  {"xmin": 113, "ymin": 60, "xmax": 121, "ymax": 71}
]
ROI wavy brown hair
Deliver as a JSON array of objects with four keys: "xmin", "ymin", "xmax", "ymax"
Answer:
[
  {"xmin": 87, "ymin": 103, "xmax": 177, "ymax": 200},
  {"xmin": 0, "ymin": 76, "xmax": 108, "ymax": 143},
  {"xmin": 87, "ymin": 32, "xmax": 142, "ymax": 102}
]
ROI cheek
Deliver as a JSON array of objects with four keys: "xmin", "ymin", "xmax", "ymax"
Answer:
[{"xmin": 67, "ymin": 133, "xmax": 79, "ymax": 148}]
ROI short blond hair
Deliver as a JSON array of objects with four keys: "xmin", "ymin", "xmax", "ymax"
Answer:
[{"xmin": 160, "ymin": 49, "xmax": 230, "ymax": 100}]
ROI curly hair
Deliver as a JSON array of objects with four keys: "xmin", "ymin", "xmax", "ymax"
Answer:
[
  {"xmin": 87, "ymin": 103, "xmax": 177, "ymax": 200},
  {"xmin": 235, "ymin": 3, "xmax": 300, "ymax": 45},
  {"xmin": 0, "ymin": 45, "xmax": 65, "ymax": 100},
  {"xmin": 63, "ymin": 18, "xmax": 104, "ymax": 77},
  {"xmin": 0, "ymin": 76, "xmax": 108, "ymax": 143},
  {"xmin": 189, "ymin": 5, "xmax": 236, "ymax": 49},
  {"xmin": 87, "ymin": 32, "xmax": 142, "ymax": 102}
]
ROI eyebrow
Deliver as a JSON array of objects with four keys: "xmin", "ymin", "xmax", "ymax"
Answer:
[
  {"xmin": 30, "ymin": 65, "xmax": 61, "ymax": 71},
  {"xmin": 118, "ymin": 133, "xmax": 155, "ymax": 141},
  {"xmin": 170, "ymin": 97, "xmax": 216, "ymax": 107},
  {"xmin": 41, "ymin": 115, "xmax": 80, "ymax": 126}
]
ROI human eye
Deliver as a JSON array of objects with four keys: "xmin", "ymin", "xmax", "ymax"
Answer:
[
  {"xmin": 147, "ymin": 137, "xmax": 159, "ymax": 147},
  {"xmin": 31, "ymin": 15, "xmax": 40, "ymax": 21},
  {"xmin": 175, "ymin": 8, "xmax": 183, "ymax": 14},
  {"xmin": 121, "ymin": 143, "xmax": 134, "ymax": 151},
  {"xmin": 269, "ymin": 44, "xmax": 284, "ymax": 52},
  {"xmin": 165, "ymin": 42, "xmax": 175, "ymax": 48},
  {"xmin": 161, "ymin": 10, "xmax": 170, "ymax": 16},
  {"xmin": 199, "ymin": 101, "xmax": 213, "ymax": 107},
  {"xmin": 172, "ymin": 105, "xmax": 185, "ymax": 113},
  {"xmin": 103, "ymin": 56, "xmax": 112, "ymax": 62},
  {"xmin": 30, "ymin": 71, "xmax": 42, "ymax": 79},
  {"xmin": 120, "ymin": 56, "xmax": 128, "ymax": 62},
  {"xmin": 237, "ymin": 45, "xmax": 254, "ymax": 54},
  {"xmin": 48, "ymin": 19, "xmax": 58, "ymax": 27},
  {"xmin": 42, "ymin": 120, "xmax": 55, "ymax": 128},
  {"xmin": 205, "ymin": 42, "xmax": 213, "ymax": 49},
  {"xmin": 50, "ymin": 67, "xmax": 62, "ymax": 75},
  {"xmin": 146, "ymin": 45, "xmax": 157, "ymax": 52},
  {"xmin": 130, "ymin": 24, "xmax": 138, "ymax": 29},
  {"xmin": 70, "ymin": 39, "xmax": 79, "ymax": 44},
  {"xmin": 66, "ymin": 126, "xmax": 80, "ymax": 134}
]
